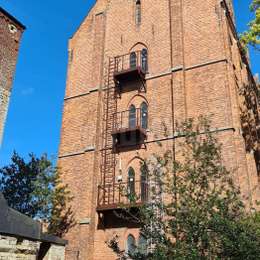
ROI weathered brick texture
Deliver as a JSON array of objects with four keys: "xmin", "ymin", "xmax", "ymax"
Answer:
[
  {"xmin": 0, "ymin": 8, "xmax": 25, "ymax": 145},
  {"xmin": 58, "ymin": 1, "xmax": 260, "ymax": 259}
]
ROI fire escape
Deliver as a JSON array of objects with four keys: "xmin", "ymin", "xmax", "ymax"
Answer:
[{"xmin": 97, "ymin": 50, "xmax": 148, "ymax": 214}]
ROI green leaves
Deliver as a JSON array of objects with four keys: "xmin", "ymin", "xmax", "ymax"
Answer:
[
  {"xmin": 240, "ymin": 0, "xmax": 260, "ymax": 49},
  {"xmin": 108, "ymin": 117, "xmax": 260, "ymax": 259},
  {"xmin": 0, "ymin": 152, "xmax": 50, "ymax": 218},
  {"xmin": 0, "ymin": 152, "xmax": 74, "ymax": 237}
]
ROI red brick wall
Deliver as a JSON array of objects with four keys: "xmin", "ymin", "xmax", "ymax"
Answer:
[
  {"xmin": 58, "ymin": 1, "xmax": 260, "ymax": 259},
  {"xmin": 0, "ymin": 9, "xmax": 24, "ymax": 145}
]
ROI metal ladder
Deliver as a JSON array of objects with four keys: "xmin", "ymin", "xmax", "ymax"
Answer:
[{"xmin": 100, "ymin": 58, "xmax": 117, "ymax": 205}]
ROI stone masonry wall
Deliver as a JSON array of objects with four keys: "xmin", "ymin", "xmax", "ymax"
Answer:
[
  {"xmin": 0, "ymin": 235, "xmax": 38, "ymax": 260},
  {"xmin": 0, "ymin": 235, "xmax": 65, "ymax": 260}
]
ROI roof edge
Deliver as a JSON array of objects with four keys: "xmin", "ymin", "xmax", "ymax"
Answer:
[
  {"xmin": 0, "ymin": 193, "xmax": 67, "ymax": 246},
  {"xmin": 0, "ymin": 6, "xmax": 26, "ymax": 30}
]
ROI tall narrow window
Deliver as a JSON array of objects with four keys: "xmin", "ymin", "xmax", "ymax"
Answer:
[
  {"xmin": 130, "ymin": 52, "xmax": 137, "ymax": 69},
  {"xmin": 141, "ymin": 102, "xmax": 148, "ymax": 129},
  {"xmin": 128, "ymin": 167, "xmax": 135, "ymax": 199},
  {"xmin": 138, "ymin": 234, "xmax": 148, "ymax": 255},
  {"xmin": 126, "ymin": 234, "xmax": 136, "ymax": 255},
  {"xmin": 136, "ymin": 0, "xmax": 141, "ymax": 25},
  {"xmin": 254, "ymin": 150, "xmax": 260, "ymax": 178},
  {"xmin": 141, "ymin": 164, "xmax": 148, "ymax": 202},
  {"xmin": 129, "ymin": 105, "xmax": 136, "ymax": 129},
  {"xmin": 141, "ymin": 48, "xmax": 148, "ymax": 72}
]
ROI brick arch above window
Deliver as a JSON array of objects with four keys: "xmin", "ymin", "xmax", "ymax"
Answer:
[
  {"xmin": 125, "ymin": 157, "xmax": 145, "ymax": 184},
  {"xmin": 126, "ymin": 156, "xmax": 145, "ymax": 169},
  {"xmin": 129, "ymin": 42, "xmax": 149, "ymax": 53},
  {"xmin": 127, "ymin": 94, "xmax": 149, "ymax": 109}
]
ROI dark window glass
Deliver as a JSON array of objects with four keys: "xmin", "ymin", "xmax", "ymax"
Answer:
[
  {"xmin": 129, "ymin": 105, "xmax": 136, "ymax": 129},
  {"xmin": 141, "ymin": 164, "xmax": 148, "ymax": 202},
  {"xmin": 254, "ymin": 150, "xmax": 260, "ymax": 176},
  {"xmin": 141, "ymin": 102, "xmax": 148, "ymax": 129},
  {"xmin": 138, "ymin": 234, "xmax": 148, "ymax": 255},
  {"xmin": 127, "ymin": 234, "xmax": 136, "ymax": 255},
  {"xmin": 128, "ymin": 167, "xmax": 135, "ymax": 198},
  {"xmin": 141, "ymin": 48, "xmax": 148, "ymax": 71},
  {"xmin": 130, "ymin": 52, "xmax": 137, "ymax": 69},
  {"xmin": 136, "ymin": 0, "xmax": 141, "ymax": 25}
]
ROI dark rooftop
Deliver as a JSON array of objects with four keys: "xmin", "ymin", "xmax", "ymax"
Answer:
[
  {"xmin": 0, "ymin": 6, "xmax": 26, "ymax": 30},
  {"xmin": 0, "ymin": 193, "xmax": 67, "ymax": 246}
]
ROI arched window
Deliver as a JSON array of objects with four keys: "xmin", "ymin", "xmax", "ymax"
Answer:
[
  {"xmin": 128, "ymin": 167, "xmax": 135, "ymax": 199},
  {"xmin": 130, "ymin": 52, "xmax": 137, "ymax": 69},
  {"xmin": 135, "ymin": 0, "xmax": 141, "ymax": 25},
  {"xmin": 141, "ymin": 102, "xmax": 148, "ymax": 129},
  {"xmin": 141, "ymin": 163, "xmax": 148, "ymax": 202},
  {"xmin": 126, "ymin": 234, "xmax": 136, "ymax": 255},
  {"xmin": 138, "ymin": 234, "xmax": 148, "ymax": 255},
  {"xmin": 129, "ymin": 104, "xmax": 136, "ymax": 129},
  {"xmin": 141, "ymin": 48, "xmax": 148, "ymax": 72}
]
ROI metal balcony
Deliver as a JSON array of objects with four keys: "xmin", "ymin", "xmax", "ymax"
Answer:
[
  {"xmin": 114, "ymin": 50, "xmax": 147, "ymax": 91},
  {"xmin": 112, "ymin": 108, "xmax": 147, "ymax": 149},
  {"xmin": 97, "ymin": 180, "xmax": 149, "ymax": 212}
]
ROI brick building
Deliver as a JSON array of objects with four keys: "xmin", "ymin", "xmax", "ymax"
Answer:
[
  {"xmin": 0, "ymin": 7, "xmax": 25, "ymax": 146},
  {"xmin": 58, "ymin": 0, "xmax": 260, "ymax": 259}
]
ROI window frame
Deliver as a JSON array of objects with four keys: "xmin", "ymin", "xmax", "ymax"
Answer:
[
  {"xmin": 141, "ymin": 48, "xmax": 148, "ymax": 72},
  {"xmin": 130, "ymin": 52, "xmax": 137, "ymax": 69},
  {"xmin": 129, "ymin": 104, "xmax": 137, "ymax": 129},
  {"xmin": 140, "ymin": 102, "xmax": 148, "ymax": 129},
  {"xmin": 140, "ymin": 163, "xmax": 148, "ymax": 202},
  {"xmin": 126, "ymin": 234, "xmax": 136, "ymax": 255},
  {"xmin": 127, "ymin": 167, "xmax": 136, "ymax": 197},
  {"xmin": 135, "ymin": 0, "xmax": 141, "ymax": 25}
]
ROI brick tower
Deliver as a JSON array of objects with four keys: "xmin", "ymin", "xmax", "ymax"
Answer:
[
  {"xmin": 58, "ymin": 0, "xmax": 260, "ymax": 259},
  {"xmin": 0, "ymin": 7, "xmax": 25, "ymax": 145}
]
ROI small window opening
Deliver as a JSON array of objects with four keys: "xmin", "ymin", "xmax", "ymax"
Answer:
[
  {"xmin": 141, "ymin": 48, "xmax": 148, "ymax": 72},
  {"xmin": 141, "ymin": 102, "xmax": 148, "ymax": 129},
  {"xmin": 138, "ymin": 234, "xmax": 148, "ymax": 255},
  {"xmin": 130, "ymin": 52, "xmax": 137, "ymax": 69},
  {"xmin": 136, "ymin": 0, "xmax": 141, "ymax": 25},
  {"xmin": 129, "ymin": 105, "xmax": 137, "ymax": 129},
  {"xmin": 141, "ymin": 164, "xmax": 148, "ymax": 202},
  {"xmin": 128, "ymin": 167, "xmax": 136, "ymax": 200},
  {"xmin": 127, "ymin": 234, "xmax": 136, "ymax": 255},
  {"xmin": 254, "ymin": 150, "xmax": 260, "ymax": 179}
]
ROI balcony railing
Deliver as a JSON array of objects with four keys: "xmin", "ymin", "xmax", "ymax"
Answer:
[
  {"xmin": 112, "ymin": 108, "xmax": 147, "ymax": 135},
  {"xmin": 115, "ymin": 50, "xmax": 148, "ymax": 74},
  {"xmin": 97, "ymin": 180, "xmax": 149, "ymax": 211},
  {"xmin": 114, "ymin": 50, "xmax": 148, "ymax": 88}
]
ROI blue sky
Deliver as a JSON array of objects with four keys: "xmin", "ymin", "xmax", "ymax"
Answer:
[{"xmin": 0, "ymin": 0, "xmax": 259, "ymax": 166}]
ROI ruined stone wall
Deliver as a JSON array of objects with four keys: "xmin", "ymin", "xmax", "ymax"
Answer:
[
  {"xmin": 0, "ymin": 235, "xmax": 38, "ymax": 260},
  {"xmin": 0, "ymin": 235, "xmax": 65, "ymax": 260},
  {"xmin": 0, "ymin": 9, "xmax": 24, "ymax": 145}
]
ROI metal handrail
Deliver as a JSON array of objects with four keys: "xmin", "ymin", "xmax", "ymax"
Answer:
[
  {"xmin": 97, "ymin": 180, "xmax": 149, "ymax": 207},
  {"xmin": 113, "ymin": 108, "xmax": 147, "ymax": 132},
  {"xmin": 114, "ymin": 50, "xmax": 148, "ymax": 74}
]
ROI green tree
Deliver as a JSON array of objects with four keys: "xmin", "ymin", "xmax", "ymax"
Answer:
[
  {"xmin": 0, "ymin": 152, "xmax": 74, "ymax": 237},
  {"xmin": 241, "ymin": 0, "xmax": 260, "ymax": 49},
  {"xmin": 108, "ymin": 118, "xmax": 260, "ymax": 259}
]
